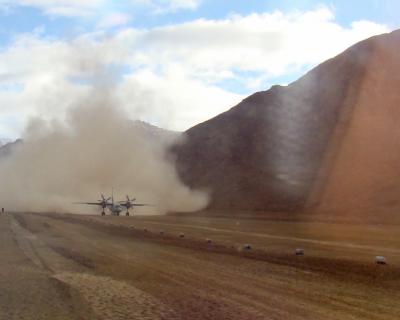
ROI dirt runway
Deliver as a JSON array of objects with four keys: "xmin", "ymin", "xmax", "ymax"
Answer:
[{"xmin": 1, "ymin": 212, "xmax": 399, "ymax": 319}]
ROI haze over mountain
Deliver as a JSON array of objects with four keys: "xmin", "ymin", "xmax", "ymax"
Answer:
[{"xmin": 173, "ymin": 29, "xmax": 400, "ymax": 215}]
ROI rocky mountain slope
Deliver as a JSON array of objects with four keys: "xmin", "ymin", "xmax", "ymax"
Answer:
[
  {"xmin": 0, "ymin": 139, "xmax": 22, "ymax": 158},
  {"xmin": 173, "ymin": 30, "xmax": 400, "ymax": 215}
]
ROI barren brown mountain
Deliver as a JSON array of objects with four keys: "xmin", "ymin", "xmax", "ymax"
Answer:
[{"xmin": 173, "ymin": 30, "xmax": 400, "ymax": 215}]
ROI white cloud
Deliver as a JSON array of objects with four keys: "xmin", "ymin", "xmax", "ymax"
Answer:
[
  {"xmin": 97, "ymin": 12, "xmax": 131, "ymax": 29},
  {"xmin": 124, "ymin": 7, "xmax": 389, "ymax": 77},
  {"xmin": 117, "ymin": 66, "xmax": 242, "ymax": 130},
  {"xmin": 0, "ymin": 7, "xmax": 391, "ymax": 138}
]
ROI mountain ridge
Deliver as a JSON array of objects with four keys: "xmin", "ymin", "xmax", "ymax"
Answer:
[{"xmin": 173, "ymin": 30, "xmax": 400, "ymax": 214}]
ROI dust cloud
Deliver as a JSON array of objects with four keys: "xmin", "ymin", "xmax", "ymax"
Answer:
[{"xmin": 0, "ymin": 85, "xmax": 209, "ymax": 214}]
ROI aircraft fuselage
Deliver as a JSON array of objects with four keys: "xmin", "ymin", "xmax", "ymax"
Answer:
[{"xmin": 109, "ymin": 204, "xmax": 123, "ymax": 216}]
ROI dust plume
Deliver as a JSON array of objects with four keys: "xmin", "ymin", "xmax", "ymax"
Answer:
[{"xmin": 0, "ymin": 85, "xmax": 209, "ymax": 214}]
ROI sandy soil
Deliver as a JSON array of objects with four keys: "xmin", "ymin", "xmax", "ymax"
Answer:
[{"xmin": 1, "ymin": 211, "xmax": 400, "ymax": 319}]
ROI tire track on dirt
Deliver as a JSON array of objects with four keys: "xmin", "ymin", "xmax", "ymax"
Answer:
[{"xmin": 10, "ymin": 213, "xmax": 182, "ymax": 320}]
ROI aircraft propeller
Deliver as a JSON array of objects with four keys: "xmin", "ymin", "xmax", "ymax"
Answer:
[{"xmin": 119, "ymin": 195, "xmax": 150, "ymax": 209}]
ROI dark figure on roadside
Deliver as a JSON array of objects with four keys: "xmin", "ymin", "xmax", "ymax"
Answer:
[{"xmin": 1, "ymin": 208, "xmax": 4, "ymax": 213}]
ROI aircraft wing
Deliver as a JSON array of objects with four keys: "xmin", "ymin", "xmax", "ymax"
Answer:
[
  {"xmin": 74, "ymin": 202, "xmax": 105, "ymax": 206},
  {"xmin": 119, "ymin": 203, "xmax": 153, "ymax": 207}
]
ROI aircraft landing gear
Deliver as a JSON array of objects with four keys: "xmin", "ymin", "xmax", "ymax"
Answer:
[
  {"xmin": 101, "ymin": 211, "xmax": 105, "ymax": 216},
  {"xmin": 126, "ymin": 211, "xmax": 130, "ymax": 216}
]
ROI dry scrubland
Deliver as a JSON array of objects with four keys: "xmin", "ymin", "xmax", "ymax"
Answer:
[{"xmin": 1, "ymin": 211, "xmax": 400, "ymax": 320}]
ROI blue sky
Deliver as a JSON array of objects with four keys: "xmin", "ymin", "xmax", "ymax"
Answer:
[
  {"xmin": 0, "ymin": 0, "xmax": 398, "ymax": 41},
  {"xmin": 0, "ymin": 0, "xmax": 397, "ymax": 138}
]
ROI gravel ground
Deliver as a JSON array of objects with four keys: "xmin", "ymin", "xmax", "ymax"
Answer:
[{"xmin": 1, "ymin": 212, "xmax": 400, "ymax": 320}]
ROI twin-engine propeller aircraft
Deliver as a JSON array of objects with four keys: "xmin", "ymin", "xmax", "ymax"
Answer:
[{"xmin": 76, "ymin": 193, "xmax": 150, "ymax": 216}]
